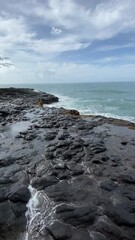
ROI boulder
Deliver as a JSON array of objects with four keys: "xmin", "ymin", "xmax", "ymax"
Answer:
[
  {"xmin": 46, "ymin": 221, "xmax": 71, "ymax": 240},
  {"xmin": 9, "ymin": 185, "xmax": 31, "ymax": 203},
  {"xmin": 100, "ymin": 180, "xmax": 117, "ymax": 192},
  {"xmin": 56, "ymin": 203, "xmax": 97, "ymax": 227},
  {"xmin": 31, "ymin": 175, "xmax": 59, "ymax": 190}
]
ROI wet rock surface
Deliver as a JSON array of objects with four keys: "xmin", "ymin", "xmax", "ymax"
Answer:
[{"xmin": 0, "ymin": 88, "xmax": 135, "ymax": 240}]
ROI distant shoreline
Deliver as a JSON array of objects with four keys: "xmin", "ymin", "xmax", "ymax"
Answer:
[{"xmin": 0, "ymin": 87, "xmax": 135, "ymax": 126}]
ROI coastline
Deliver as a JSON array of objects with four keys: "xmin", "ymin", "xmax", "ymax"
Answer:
[
  {"xmin": 0, "ymin": 88, "xmax": 135, "ymax": 240},
  {"xmin": 1, "ymin": 82, "xmax": 135, "ymax": 123}
]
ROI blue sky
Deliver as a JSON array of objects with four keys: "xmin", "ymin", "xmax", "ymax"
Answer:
[{"xmin": 0, "ymin": 0, "xmax": 135, "ymax": 83}]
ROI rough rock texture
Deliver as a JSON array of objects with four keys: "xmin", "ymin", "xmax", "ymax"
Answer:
[
  {"xmin": 0, "ymin": 88, "xmax": 135, "ymax": 240},
  {"xmin": 0, "ymin": 87, "xmax": 58, "ymax": 105}
]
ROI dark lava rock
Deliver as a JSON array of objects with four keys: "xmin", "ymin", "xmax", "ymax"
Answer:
[
  {"xmin": 31, "ymin": 175, "xmax": 59, "ymax": 190},
  {"xmin": 0, "ymin": 88, "xmax": 59, "ymax": 105},
  {"xmin": 94, "ymin": 216, "xmax": 124, "ymax": 240},
  {"xmin": 122, "ymin": 188, "xmax": 135, "ymax": 200},
  {"xmin": 90, "ymin": 141, "xmax": 106, "ymax": 154},
  {"xmin": 47, "ymin": 221, "xmax": 71, "ymax": 240},
  {"xmin": 56, "ymin": 203, "xmax": 97, "ymax": 227},
  {"xmin": 90, "ymin": 231, "xmax": 108, "ymax": 240},
  {"xmin": 110, "ymin": 156, "xmax": 121, "ymax": 167},
  {"xmin": 11, "ymin": 202, "xmax": 27, "ymax": 217},
  {"xmin": 100, "ymin": 180, "xmax": 117, "ymax": 192},
  {"xmin": 71, "ymin": 228, "xmax": 92, "ymax": 240},
  {"xmin": 45, "ymin": 131, "xmax": 57, "ymax": 141},
  {"xmin": 121, "ymin": 141, "xmax": 128, "ymax": 145},
  {"xmin": 0, "ymin": 157, "xmax": 16, "ymax": 167},
  {"xmin": 106, "ymin": 203, "xmax": 135, "ymax": 226},
  {"xmin": 9, "ymin": 185, "xmax": 31, "ymax": 203},
  {"xmin": 63, "ymin": 109, "xmax": 80, "ymax": 116},
  {"xmin": 1, "ymin": 88, "xmax": 135, "ymax": 240},
  {"xmin": 72, "ymin": 164, "xmax": 84, "ymax": 176},
  {"xmin": 46, "ymin": 221, "xmax": 92, "ymax": 240},
  {"xmin": 0, "ymin": 187, "xmax": 9, "ymax": 202},
  {"xmin": 120, "ymin": 171, "xmax": 135, "ymax": 184},
  {"xmin": 58, "ymin": 169, "xmax": 71, "ymax": 180},
  {"xmin": 0, "ymin": 109, "xmax": 9, "ymax": 117},
  {"xmin": 45, "ymin": 180, "xmax": 74, "ymax": 202},
  {"xmin": 0, "ymin": 201, "xmax": 14, "ymax": 225},
  {"xmin": 0, "ymin": 201, "xmax": 26, "ymax": 240}
]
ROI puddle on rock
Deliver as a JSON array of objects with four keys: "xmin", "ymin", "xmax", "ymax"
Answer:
[{"xmin": 10, "ymin": 121, "xmax": 32, "ymax": 137}]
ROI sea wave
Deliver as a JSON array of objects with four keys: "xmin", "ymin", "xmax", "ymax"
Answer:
[
  {"xmin": 33, "ymin": 89, "xmax": 40, "ymax": 93},
  {"xmin": 48, "ymin": 93, "xmax": 135, "ymax": 123}
]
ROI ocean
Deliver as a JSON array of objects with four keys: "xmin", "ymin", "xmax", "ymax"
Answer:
[{"xmin": 0, "ymin": 82, "xmax": 135, "ymax": 123}]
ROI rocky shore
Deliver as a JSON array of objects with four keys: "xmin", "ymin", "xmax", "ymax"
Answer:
[{"xmin": 0, "ymin": 88, "xmax": 135, "ymax": 240}]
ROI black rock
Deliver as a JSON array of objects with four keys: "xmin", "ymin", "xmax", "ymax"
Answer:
[
  {"xmin": 121, "ymin": 141, "xmax": 128, "ymax": 145},
  {"xmin": 100, "ymin": 180, "xmax": 117, "ymax": 192},
  {"xmin": 0, "ymin": 201, "xmax": 26, "ymax": 239},
  {"xmin": 90, "ymin": 141, "xmax": 106, "ymax": 154},
  {"xmin": 120, "ymin": 171, "xmax": 135, "ymax": 184},
  {"xmin": 72, "ymin": 164, "xmax": 84, "ymax": 176},
  {"xmin": 45, "ymin": 131, "xmax": 57, "ymax": 141},
  {"xmin": 0, "ymin": 88, "xmax": 59, "ymax": 105},
  {"xmin": 11, "ymin": 202, "xmax": 27, "ymax": 217},
  {"xmin": 56, "ymin": 203, "xmax": 97, "ymax": 227},
  {"xmin": 71, "ymin": 228, "xmax": 92, "ymax": 240},
  {"xmin": 47, "ymin": 221, "xmax": 71, "ymax": 240},
  {"xmin": 106, "ymin": 203, "xmax": 135, "ymax": 226},
  {"xmin": 122, "ymin": 189, "xmax": 135, "ymax": 200},
  {"xmin": 0, "ymin": 186, "xmax": 9, "ymax": 202},
  {"xmin": 31, "ymin": 175, "xmax": 59, "ymax": 190},
  {"xmin": 0, "ymin": 157, "xmax": 16, "ymax": 167},
  {"xmin": 0, "ymin": 87, "xmax": 135, "ymax": 240},
  {"xmin": 90, "ymin": 231, "xmax": 108, "ymax": 240},
  {"xmin": 58, "ymin": 170, "xmax": 71, "ymax": 180},
  {"xmin": 9, "ymin": 185, "xmax": 31, "ymax": 203},
  {"xmin": 46, "ymin": 180, "xmax": 74, "ymax": 202},
  {"xmin": 0, "ymin": 201, "xmax": 14, "ymax": 225},
  {"xmin": 95, "ymin": 216, "xmax": 123, "ymax": 240}
]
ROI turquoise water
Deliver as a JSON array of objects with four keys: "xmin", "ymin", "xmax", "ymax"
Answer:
[{"xmin": 0, "ymin": 82, "xmax": 135, "ymax": 122}]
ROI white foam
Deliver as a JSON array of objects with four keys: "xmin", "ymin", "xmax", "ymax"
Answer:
[
  {"xmin": 48, "ymin": 93, "xmax": 79, "ymax": 110},
  {"xmin": 47, "ymin": 93, "xmax": 135, "ymax": 123},
  {"xmin": 80, "ymin": 109, "xmax": 135, "ymax": 122},
  {"xmin": 24, "ymin": 185, "xmax": 55, "ymax": 240},
  {"xmin": 33, "ymin": 89, "xmax": 40, "ymax": 93}
]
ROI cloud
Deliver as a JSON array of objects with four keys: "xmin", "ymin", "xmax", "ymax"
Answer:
[
  {"xmin": 0, "ymin": 0, "xmax": 135, "ymax": 83},
  {"xmin": 1, "ymin": 0, "xmax": 135, "ymax": 56},
  {"xmin": 95, "ymin": 43, "xmax": 135, "ymax": 52},
  {"xmin": 0, "ymin": 15, "xmax": 35, "ymax": 54},
  {"xmin": 1, "ymin": 61, "xmax": 135, "ymax": 84},
  {"xmin": 51, "ymin": 27, "xmax": 63, "ymax": 35},
  {"xmin": 0, "ymin": 56, "xmax": 14, "ymax": 69},
  {"xmin": 18, "ymin": 0, "xmax": 135, "ymax": 40}
]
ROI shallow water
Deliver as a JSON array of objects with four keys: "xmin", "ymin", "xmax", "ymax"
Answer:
[{"xmin": 10, "ymin": 121, "xmax": 32, "ymax": 137}]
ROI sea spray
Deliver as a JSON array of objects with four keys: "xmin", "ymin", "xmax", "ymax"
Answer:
[{"xmin": 24, "ymin": 185, "xmax": 55, "ymax": 240}]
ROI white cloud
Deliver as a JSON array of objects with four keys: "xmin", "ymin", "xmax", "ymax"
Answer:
[
  {"xmin": 18, "ymin": 0, "xmax": 135, "ymax": 40},
  {"xmin": 0, "ymin": 0, "xmax": 135, "ymax": 83},
  {"xmin": 0, "ymin": 0, "xmax": 135, "ymax": 51},
  {"xmin": 0, "ymin": 16, "xmax": 35, "ymax": 54},
  {"xmin": 95, "ymin": 43, "xmax": 135, "ymax": 52},
  {"xmin": 1, "ymin": 60, "xmax": 135, "ymax": 84},
  {"xmin": 1, "ymin": 0, "xmax": 135, "ymax": 56},
  {"xmin": 51, "ymin": 27, "xmax": 62, "ymax": 35}
]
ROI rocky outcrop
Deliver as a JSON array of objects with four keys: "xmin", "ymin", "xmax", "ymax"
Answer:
[
  {"xmin": 0, "ymin": 87, "xmax": 58, "ymax": 107},
  {"xmin": 0, "ymin": 88, "xmax": 135, "ymax": 240}
]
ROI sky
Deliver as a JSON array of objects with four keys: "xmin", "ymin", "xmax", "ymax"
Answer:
[{"xmin": 0, "ymin": 0, "xmax": 135, "ymax": 84}]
